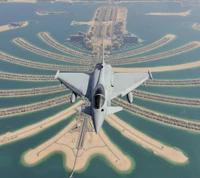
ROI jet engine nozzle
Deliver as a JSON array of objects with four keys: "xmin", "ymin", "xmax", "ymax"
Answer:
[
  {"xmin": 127, "ymin": 92, "xmax": 133, "ymax": 103},
  {"xmin": 70, "ymin": 93, "xmax": 77, "ymax": 103}
]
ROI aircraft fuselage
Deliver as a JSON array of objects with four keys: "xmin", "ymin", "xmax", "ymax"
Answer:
[{"xmin": 91, "ymin": 63, "xmax": 113, "ymax": 132}]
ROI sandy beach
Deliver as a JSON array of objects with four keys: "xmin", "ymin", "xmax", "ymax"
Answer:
[
  {"xmin": 106, "ymin": 114, "xmax": 188, "ymax": 163},
  {"xmin": 113, "ymin": 60, "xmax": 200, "ymax": 73},
  {"xmin": 0, "ymin": 21, "xmax": 28, "ymax": 33},
  {"xmin": 23, "ymin": 118, "xmax": 132, "ymax": 171},
  {"xmin": 146, "ymin": 10, "xmax": 192, "ymax": 17},
  {"xmin": 0, "ymin": 101, "xmax": 83, "ymax": 146}
]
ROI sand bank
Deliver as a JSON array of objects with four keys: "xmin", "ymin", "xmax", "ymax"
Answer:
[
  {"xmin": 0, "ymin": 21, "xmax": 28, "ymax": 33},
  {"xmin": 106, "ymin": 114, "xmax": 188, "ymax": 163},
  {"xmin": 23, "ymin": 118, "xmax": 132, "ymax": 171},
  {"xmin": 0, "ymin": 101, "xmax": 83, "ymax": 146},
  {"xmin": 192, "ymin": 23, "xmax": 200, "ymax": 31},
  {"xmin": 113, "ymin": 61, "xmax": 200, "ymax": 73},
  {"xmin": 146, "ymin": 10, "xmax": 192, "ymax": 17}
]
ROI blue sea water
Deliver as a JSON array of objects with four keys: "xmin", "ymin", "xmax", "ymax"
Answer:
[{"xmin": 0, "ymin": 2, "xmax": 200, "ymax": 178}]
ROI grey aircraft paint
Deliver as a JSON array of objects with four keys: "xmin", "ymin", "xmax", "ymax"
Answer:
[{"xmin": 55, "ymin": 49, "xmax": 152, "ymax": 133}]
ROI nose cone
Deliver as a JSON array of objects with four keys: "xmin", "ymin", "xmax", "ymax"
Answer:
[{"xmin": 92, "ymin": 110, "xmax": 104, "ymax": 133}]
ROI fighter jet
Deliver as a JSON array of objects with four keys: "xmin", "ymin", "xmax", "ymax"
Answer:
[{"xmin": 55, "ymin": 48, "xmax": 153, "ymax": 133}]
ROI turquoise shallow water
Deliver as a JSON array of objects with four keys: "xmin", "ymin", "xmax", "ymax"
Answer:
[
  {"xmin": 0, "ymin": 102, "xmax": 72, "ymax": 135},
  {"xmin": 0, "ymin": 79, "xmax": 58, "ymax": 89},
  {"xmin": 131, "ymin": 97, "xmax": 200, "ymax": 122},
  {"xmin": 0, "ymin": 90, "xmax": 70, "ymax": 108},
  {"xmin": 0, "ymin": 2, "xmax": 200, "ymax": 178},
  {"xmin": 139, "ymin": 85, "xmax": 200, "ymax": 98},
  {"xmin": 152, "ymin": 67, "xmax": 200, "ymax": 80}
]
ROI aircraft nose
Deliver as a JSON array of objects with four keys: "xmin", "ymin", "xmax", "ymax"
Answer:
[{"xmin": 93, "ymin": 110, "xmax": 104, "ymax": 133}]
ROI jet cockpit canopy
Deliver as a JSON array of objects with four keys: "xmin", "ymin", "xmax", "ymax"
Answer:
[{"xmin": 93, "ymin": 85, "xmax": 105, "ymax": 109}]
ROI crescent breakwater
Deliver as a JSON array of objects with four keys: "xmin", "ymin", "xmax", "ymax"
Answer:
[
  {"xmin": 109, "ymin": 42, "xmax": 200, "ymax": 65},
  {"xmin": 113, "ymin": 98, "xmax": 200, "ymax": 132},
  {"xmin": 1, "ymin": 71, "xmax": 200, "ymax": 86},
  {"xmin": 13, "ymin": 38, "xmax": 91, "ymax": 65},
  {"xmin": 0, "ymin": 94, "xmax": 71, "ymax": 118},
  {"xmin": 107, "ymin": 34, "xmax": 176, "ymax": 60},
  {"xmin": 39, "ymin": 32, "xmax": 92, "ymax": 59},
  {"xmin": 133, "ymin": 90, "xmax": 200, "ymax": 107},
  {"xmin": 0, "ymin": 52, "xmax": 89, "ymax": 72}
]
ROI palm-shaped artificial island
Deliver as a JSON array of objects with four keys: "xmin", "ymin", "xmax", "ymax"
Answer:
[{"xmin": 0, "ymin": 4, "xmax": 200, "ymax": 177}]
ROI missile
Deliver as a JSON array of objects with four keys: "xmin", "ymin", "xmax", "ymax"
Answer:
[
  {"xmin": 127, "ymin": 92, "xmax": 133, "ymax": 103},
  {"xmin": 148, "ymin": 71, "xmax": 153, "ymax": 80},
  {"xmin": 70, "ymin": 93, "xmax": 77, "ymax": 103}
]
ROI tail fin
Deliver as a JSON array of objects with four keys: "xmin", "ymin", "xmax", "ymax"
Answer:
[{"xmin": 106, "ymin": 106, "xmax": 123, "ymax": 115}]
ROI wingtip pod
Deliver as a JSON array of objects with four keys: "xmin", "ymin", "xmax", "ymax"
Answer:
[
  {"xmin": 55, "ymin": 70, "xmax": 60, "ymax": 79},
  {"xmin": 148, "ymin": 71, "xmax": 153, "ymax": 80}
]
